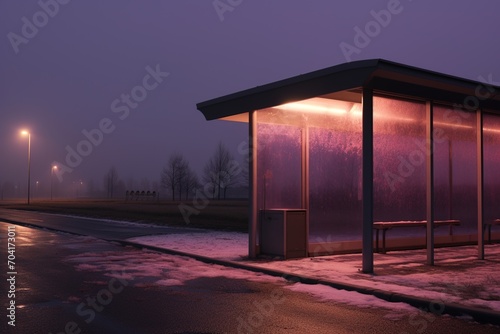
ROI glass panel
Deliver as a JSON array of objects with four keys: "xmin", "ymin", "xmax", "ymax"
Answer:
[
  {"xmin": 256, "ymin": 95, "xmax": 363, "ymax": 243},
  {"xmin": 256, "ymin": 110, "xmax": 302, "ymax": 210},
  {"xmin": 373, "ymin": 96, "xmax": 426, "ymax": 228},
  {"xmin": 484, "ymin": 113, "xmax": 500, "ymax": 222},
  {"xmin": 433, "ymin": 105, "xmax": 477, "ymax": 234},
  {"xmin": 253, "ymin": 94, "xmax": 486, "ymax": 250},
  {"xmin": 308, "ymin": 107, "xmax": 362, "ymax": 241}
]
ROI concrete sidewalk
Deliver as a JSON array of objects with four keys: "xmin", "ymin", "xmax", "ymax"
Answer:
[{"xmin": 116, "ymin": 238, "xmax": 500, "ymax": 327}]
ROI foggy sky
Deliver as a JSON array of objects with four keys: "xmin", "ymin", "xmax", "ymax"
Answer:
[{"xmin": 1, "ymin": 0, "xmax": 499, "ymax": 195}]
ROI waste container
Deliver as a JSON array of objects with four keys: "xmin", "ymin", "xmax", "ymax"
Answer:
[{"xmin": 259, "ymin": 209, "xmax": 307, "ymax": 259}]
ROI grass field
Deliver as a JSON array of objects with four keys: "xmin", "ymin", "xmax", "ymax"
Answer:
[{"xmin": 0, "ymin": 198, "xmax": 249, "ymax": 232}]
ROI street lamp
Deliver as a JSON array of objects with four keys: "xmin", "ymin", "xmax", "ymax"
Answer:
[
  {"xmin": 77, "ymin": 180, "xmax": 83, "ymax": 198},
  {"xmin": 21, "ymin": 130, "xmax": 31, "ymax": 205},
  {"xmin": 51, "ymin": 165, "xmax": 58, "ymax": 200}
]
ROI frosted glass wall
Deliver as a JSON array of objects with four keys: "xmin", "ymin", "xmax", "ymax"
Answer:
[
  {"xmin": 433, "ymin": 105, "xmax": 477, "ymax": 234},
  {"xmin": 252, "ymin": 92, "xmax": 497, "ymax": 252},
  {"xmin": 256, "ymin": 110, "xmax": 303, "ymax": 210},
  {"xmin": 256, "ymin": 97, "xmax": 363, "ymax": 242},
  {"xmin": 308, "ymin": 107, "xmax": 362, "ymax": 240},
  {"xmin": 373, "ymin": 96, "xmax": 426, "ymax": 224},
  {"xmin": 483, "ymin": 113, "xmax": 500, "ymax": 222}
]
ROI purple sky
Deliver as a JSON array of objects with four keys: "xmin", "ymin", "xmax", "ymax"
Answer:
[{"xmin": 1, "ymin": 0, "xmax": 499, "ymax": 194}]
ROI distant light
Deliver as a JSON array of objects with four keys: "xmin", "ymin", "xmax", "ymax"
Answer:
[{"xmin": 21, "ymin": 130, "xmax": 29, "ymax": 136}]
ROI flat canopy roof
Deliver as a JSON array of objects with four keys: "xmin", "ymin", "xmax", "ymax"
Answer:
[{"xmin": 197, "ymin": 59, "xmax": 500, "ymax": 120}]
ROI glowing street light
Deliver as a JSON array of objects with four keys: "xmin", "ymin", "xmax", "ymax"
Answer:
[
  {"xmin": 51, "ymin": 165, "xmax": 58, "ymax": 200},
  {"xmin": 21, "ymin": 130, "xmax": 31, "ymax": 205},
  {"xmin": 77, "ymin": 180, "xmax": 83, "ymax": 198}
]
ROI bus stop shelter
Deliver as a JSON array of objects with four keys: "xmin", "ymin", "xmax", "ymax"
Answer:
[{"xmin": 196, "ymin": 59, "xmax": 500, "ymax": 273}]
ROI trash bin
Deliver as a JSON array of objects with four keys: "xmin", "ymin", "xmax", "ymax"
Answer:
[{"xmin": 259, "ymin": 209, "xmax": 307, "ymax": 259}]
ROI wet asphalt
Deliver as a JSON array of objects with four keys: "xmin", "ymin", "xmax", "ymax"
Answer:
[{"xmin": 1, "ymin": 210, "xmax": 499, "ymax": 333}]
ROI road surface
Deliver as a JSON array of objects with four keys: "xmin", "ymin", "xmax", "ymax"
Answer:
[
  {"xmin": 0, "ymin": 210, "xmax": 499, "ymax": 333},
  {"xmin": 0, "ymin": 207, "xmax": 200, "ymax": 240}
]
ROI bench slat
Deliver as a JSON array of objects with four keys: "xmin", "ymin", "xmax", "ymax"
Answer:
[
  {"xmin": 373, "ymin": 220, "xmax": 461, "ymax": 253},
  {"xmin": 374, "ymin": 220, "xmax": 460, "ymax": 230}
]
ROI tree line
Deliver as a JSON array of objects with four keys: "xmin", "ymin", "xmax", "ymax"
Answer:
[
  {"xmin": 101, "ymin": 141, "xmax": 245, "ymax": 201},
  {"xmin": 161, "ymin": 141, "xmax": 243, "ymax": 200},
  {"xmin": 0, "ymin": 141, "xmax": 246, "ymax": 201}
]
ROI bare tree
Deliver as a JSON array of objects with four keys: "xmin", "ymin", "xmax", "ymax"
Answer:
[
  {"xmin": 236, "ymin": 156, "xmax": 249, "ymax": 189},
  {"xmin": 177, "ymin": 163, "xmax": 187, "ymax": 200},
  {"xmin": 104, "ymin": 166, "xmax": 120, "ymax": 198},
  {"xmin": 202, "ymin": 142, "xmax": 240, "ymax": 199},
  {"xmin": 202, "ymin": 160, "xmax": 218, "ymax": 199},
  {"xmin": 183, "ymin": 168, "xmax": 200, "ymax": 200},
  {"xmin": 161, "ymin": 153, "xmax": 188, "ymax": 201}
]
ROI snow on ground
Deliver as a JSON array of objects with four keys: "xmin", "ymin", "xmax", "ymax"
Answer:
[
  {"xmin": 62, "ymin": 236, "xmax": 419, "ymax": 317},
  {"xmin": 287, "ymin": 283, "xmax": 417, "ymax": 313},
  {"xmin": 128, "ymin": 231, "xmax": 500, "ymax": 313},
  {"xmin": 63, "ymin": 237, "xmax": 284, "ymax": 287},
  {"xmin": 129, "ymin": 231, "xmax": 248, "ymax": 260}
]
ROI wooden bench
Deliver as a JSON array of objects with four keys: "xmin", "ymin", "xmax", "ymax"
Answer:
[
  {"xmin": 373, "ymin": 220, "xmax": 460, "ymax": 253},
  {"xmin": 484, "ymin": 219, "xmax": 500, "ymax": 244}
]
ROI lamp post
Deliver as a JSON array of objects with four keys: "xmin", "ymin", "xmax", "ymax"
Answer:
[
  {"xmin": 51, "ymin": 165, "xmax": 58, "ymax": 200},
  {"xmin": 21, "ymin": 130, "xmax": 31, "ymax": 205},
  {"xmin": 77, "ymin": 181, "xmax": 83, "ymax": 198}
]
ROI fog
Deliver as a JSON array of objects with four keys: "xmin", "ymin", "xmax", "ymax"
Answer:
[{"xmin": 1, "ymin": 0, "xmax": 499, "ymax": 198}]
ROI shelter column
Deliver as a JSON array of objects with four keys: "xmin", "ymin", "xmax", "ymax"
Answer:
[
  {"xmin": 362, "ymin": 88, "xmax": 374, "ymax": 273},
  {"xmin": 426, "ymin": 101, "xmax": 435, "ymax": 265},
  {"xmin": 301, "ymin": 126, "xmax": 310, "ymax": 256},
  {"xmin": 477, "ymin": 109, "xmax": 484, "ymax": 260},
  {"xmin": 249, "ymin": 110, "xmax": 258, "ymax": 258}
]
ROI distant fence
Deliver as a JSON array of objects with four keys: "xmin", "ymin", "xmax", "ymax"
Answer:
[{"xmin": 125, "ymin": 190, "xmax": 159, "ymax": 202}]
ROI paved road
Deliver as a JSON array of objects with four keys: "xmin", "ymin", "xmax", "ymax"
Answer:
[
  {"xmin": 1, "ymin": 212, "xmax": 499, "ymax": 333},
  {"xmin": 0, "ymin": 208, "xmax": 202, "ymax": 240}
]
